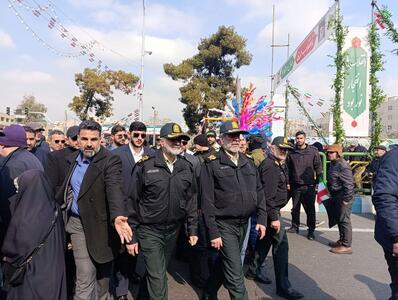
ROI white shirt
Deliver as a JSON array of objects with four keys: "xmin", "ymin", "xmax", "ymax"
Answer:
[
  {"xmin": 163, "ymin": 153, "xmax": 177, "ymax": 173},
  {"xmin": 129, "ymin": 143, "xmax": 144, "ymax": 163}
]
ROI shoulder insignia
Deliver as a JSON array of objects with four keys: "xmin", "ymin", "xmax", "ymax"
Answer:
[
  {"xmin": 207, "ymin": 155, "xmax": 217, "ymax": 161},
  {"xmin": 137, "ymin": 155, "xmax": 152, "ymax": 164}
]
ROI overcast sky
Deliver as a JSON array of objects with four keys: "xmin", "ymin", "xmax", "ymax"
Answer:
[{"xmin": 1, "ymin": 0, "xmax": 398, "ymax": 125}]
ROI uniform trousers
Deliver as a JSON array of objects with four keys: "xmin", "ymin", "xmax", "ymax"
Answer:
[
  {"xmin": 248, "ymin": 217, "xmax": 291, "ymax": 293},
  {"xmin": 204, "ymin": 218, "xmax": 248, "ymax": 300},
  {"xmin": 137, "ymin": 223, "xmax": 180, "ymax": 300},
  {"xmin": 66, "ymin": 216, "xmax": 112, "ymax": 300}
]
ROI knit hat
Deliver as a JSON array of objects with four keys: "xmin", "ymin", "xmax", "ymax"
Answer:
[{"xmin": 326, "ymin": 144, "xmax": 343, "ymax": 157}]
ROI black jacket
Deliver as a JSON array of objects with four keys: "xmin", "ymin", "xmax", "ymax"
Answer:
[
  {"xmin": 259, "ymin": 155, "xmax": 289, "ymax": 222},
  {"xmin": 45, "ymin": 146, "xmax": 78, "ymax": 194},
  {"xmin": 112, "ymin": 144, "xmax": 155, "ymax": 196},
  {"xmin": 327, "ymin": 158, "xmax": 354, "ymax": 203},
  {"xmin": 200, "ymin": 148, "xmax": 267, "ymax": 240},
  {"xmin": 127, "ymin": 150, "xmax": 198, "ymax": 243},
  {"xmin": 287, "ymin": 144, "xmax": 322, "ymax": 185},
  {"xmin": 59, "ymin": 147, "xmax": 125, "ymax": 264}
]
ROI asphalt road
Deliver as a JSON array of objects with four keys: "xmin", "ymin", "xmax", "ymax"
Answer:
[{"xmin": 128, "ymin": 212, "xmax": 391, "ymax": 300}]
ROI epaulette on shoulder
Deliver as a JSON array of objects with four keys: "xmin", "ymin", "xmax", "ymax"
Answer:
[
  {"xmin": 205, "ymin": 154, "xmax": 218, "ymax": 163},
  {"xmin": 137, "ymin": 155, "xmax": 152, "ymax": 165}
]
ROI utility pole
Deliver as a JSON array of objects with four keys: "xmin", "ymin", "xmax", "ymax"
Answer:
[
  {"xmin": 139, "ymin": 0, "xmax": 146, "ymax": 122},
  {"xmin": 152, "ymin": 106, "xmax": 156, "ymax": 146}
]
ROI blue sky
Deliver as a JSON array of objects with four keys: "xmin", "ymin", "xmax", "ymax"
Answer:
[{"xmin": 1, "ymin": 0, "xmax": 398, "ymax": 125}]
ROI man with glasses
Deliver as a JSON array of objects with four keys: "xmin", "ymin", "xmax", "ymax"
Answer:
[
  {"xmin": 110, "ymin": 125, "xmax": 127, "ymax": 150},
  {"xmin": 200, "ymin": 120, "xmax": 267, "ymax": 300},
  {"xmin": 126, "ymin": 122, "xmax": 198, "ymax": 300},
  {"xmin": 48, "ymin": 129, "xmax": 66, "ymax": 152},
  {"xmin": 112, "ymin": 121, "xmax": 154, "ymax": 300}
]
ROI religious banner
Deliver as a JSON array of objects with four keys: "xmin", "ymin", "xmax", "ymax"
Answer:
[
  {"xmin": 342, "ymin": 27, "xmax": 370, "ymax": 137},
  {"xmin": 272, "ymin": 2, "xmax": 337, "ymax": 91}
]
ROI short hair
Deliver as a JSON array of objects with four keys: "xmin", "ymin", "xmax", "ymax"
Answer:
[
  {"xmin": 23, "ymin": 126, "xmax": 35, "ymax": 134},
  {"xmin": 79, "ymin": 120, "xmax": 102, "ymax": 134},
  {"xmin": 111, "ymin": 125, "xmax": 126, "ymax": 135},
  {"xmin": 49, "ymin": 129, "xmax": 64, "ymax": 139},
  {"xmin": 295, "ymin": 130, "xmax": 306, "ymax": 137},
  {"xmin": 129, "ymin": 121, "xmax": 147, "ymax": 132}
]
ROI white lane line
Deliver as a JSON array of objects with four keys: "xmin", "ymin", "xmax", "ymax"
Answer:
[{"xmin": 285, "ymin": 226, "xmax": 374, "ymax": 233}]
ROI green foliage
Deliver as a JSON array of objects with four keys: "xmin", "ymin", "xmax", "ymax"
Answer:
[
  {"xmin": 329, "ymin": 9, "xmax": 348, "ymax": 144},
  {"xmin": 369, "ymin": 22, "xmax": 385, "ymax": 150},
  {"xmin": 378, "ymin": 6, "xmax": 398, "ymax": 45},
  {"xmin": 69, "ymin": 68, "xmax": 139, "ymax": 121},
  {"xmin": 15, "ymin": 95, "xmax": 47, "ymax": 122},
  {"xmin": 164, "ymin": 25, "xmax": 252, "ymax": 132}
]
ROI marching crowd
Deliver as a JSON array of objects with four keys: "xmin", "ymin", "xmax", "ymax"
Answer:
[{"xmin": 0, "ymin": 119, "xmax": 397, "ymax": 300}]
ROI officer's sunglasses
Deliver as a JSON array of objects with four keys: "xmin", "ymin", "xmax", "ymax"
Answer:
[
  {"xmin": 133, "ymin": 133, "xmax": 146, "ymax": 139},
  {"xmin": 181, "ymin": 140, "xmax": 188, "ymax": 146},
  {"xmin": 54, "ymin": 140, "xmax": 66, "ymax": 144}
]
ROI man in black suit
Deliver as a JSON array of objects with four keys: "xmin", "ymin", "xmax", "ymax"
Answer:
[
  {"xmin": 112, "ymin": 121, "xmax": 155, "ymax": 300},
  {"xmin": 58, "ymin": 120, "xmax": 132, "ymax": 300}
]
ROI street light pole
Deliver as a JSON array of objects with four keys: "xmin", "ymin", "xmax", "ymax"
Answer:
[
  {"xmin": 151, "ymin": 106, "xmax": 156, "ymax": 146},
  {"xmin": 139, "ymin": 0, "xmax": 146, "ymax": 122}
]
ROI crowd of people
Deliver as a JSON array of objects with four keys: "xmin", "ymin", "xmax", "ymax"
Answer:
[{"xmin": 0, "ymin": 119, "xmax": 397, "ymax": 300}]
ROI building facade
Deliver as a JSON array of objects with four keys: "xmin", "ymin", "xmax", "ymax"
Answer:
[{"xmin": 379, "ymin": 96, "xmax": 398, "ymax": 138}]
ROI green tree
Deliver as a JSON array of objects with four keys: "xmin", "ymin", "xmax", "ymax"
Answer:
[
  {"xmin": 164, "ymin": 26, "xmax": 252, "ymax": 132},
  {"xmin": 15, "ymin": 95, "xmax": 47, "ymax": 122},
  {"xmin": 69, "ymin": 68, "xmax": 139, "ymax": 121}
]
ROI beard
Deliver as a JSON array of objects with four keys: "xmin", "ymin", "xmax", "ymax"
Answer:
[
  {"xmin": 83, "ymin": 146, "xmax": 100, "ymax": 158},
  {"xmin": 163, "ymin": 142, "xmax": 182, "ymax": 156},
  {"xmin": 223, "ymin": 142, "xmax": 239, "ymax": 155}
]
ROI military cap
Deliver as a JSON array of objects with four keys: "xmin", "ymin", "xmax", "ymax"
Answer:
[
  {"xmin": 160, "ymin": 123, "xmax": 190, "ymax": 140},
  {"xmin": 220, "ymin": 120, "xmax": 248, "ymax": 135}
]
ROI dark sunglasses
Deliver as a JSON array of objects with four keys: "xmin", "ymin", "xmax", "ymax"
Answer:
[
  {"xmin": 54, "ymin": 140, "xmax": 66, "ymax": 144},
  {"xmin": 181, "ymin": 140, "xmax": 188, "ymax": 145},
  {"xmin": 115, "ymin": 134, "xmax": 128, "ymax": 139},
  {"xmin": 133, "ymin": 133, "xmax": 146, "ymax": 138},
  {"xmin": 71, "ymin": 136, "xmax": 78, "ymax": 141}
]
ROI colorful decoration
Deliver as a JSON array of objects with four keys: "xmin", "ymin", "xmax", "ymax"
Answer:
[{"xmin": 229, "ymin": 83, "xmax": 281, "ymax": 136}]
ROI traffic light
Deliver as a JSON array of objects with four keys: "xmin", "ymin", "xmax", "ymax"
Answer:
[
  {"xmin": 24, "ymin": 107, "xmax": 29, "ymax": 116},
  {"xmin": 6, "ymin": 107, "xmax": 10, "ymax": 115}
]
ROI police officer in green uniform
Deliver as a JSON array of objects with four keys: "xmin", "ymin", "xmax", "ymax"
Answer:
[
  {"xmin": 200, "ymin": 120, "xmax": 267, "ymax": 300},
  {"xmin": 126, "ymin": 123, "xmax": 198, "ymax": 300},
  {"xmin": 246, "ymin": 136, "xmax": 304, "ymax": 300}
]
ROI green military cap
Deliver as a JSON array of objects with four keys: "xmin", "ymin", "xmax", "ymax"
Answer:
[{"xmin": 272, "ymin": 136, "xmax": 294, "ymax": 149}]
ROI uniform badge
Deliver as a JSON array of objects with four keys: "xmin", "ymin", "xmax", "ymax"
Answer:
[
  {"xmin": 172, "ymin": 124, "xmax": 181, "ymax": 133},
  {"xmin": 232, "ymin": 121, "xmax": 239, "ymax": 129},
  {"xmin": 140, "ymin": 155, "xmax": 150, "ymax": 162}
]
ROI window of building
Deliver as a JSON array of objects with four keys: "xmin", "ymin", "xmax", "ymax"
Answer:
[
  {"xmin": 388, "ymin": 115, "xmax": 393, "ymax": 120},
  {"xmin": 388, "ymin": 125, "xmax": 392, "ymax": 132},
  {"xmin": 388, "ymin": 105, "xmax": 393, "ymax": 111}
]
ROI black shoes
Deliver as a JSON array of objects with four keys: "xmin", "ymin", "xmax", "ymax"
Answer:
[
  {"xmin": 117, "ymin": 296, "xmax": 128, "ymax": 300},
  {"xmin": 276, "ymin": 288, "xmax": 304, "ymax": 300},
  {"xmin": 287, "ymin": 226, "xmax": 299, "ymax": 234},
  {"xmin": 307, "ymin": 231, "xmax": 315, "ymax": 240},
  {"xmin": 245, "ymin": 271, "xmax": 272, "ymax": 284}
]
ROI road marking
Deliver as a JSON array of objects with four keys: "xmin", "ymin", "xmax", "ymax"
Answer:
[{"xmin": 285, "ymin": 226, "xmax": 374, "ymax": 233}]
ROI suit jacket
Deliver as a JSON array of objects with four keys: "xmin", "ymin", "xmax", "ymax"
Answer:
[
  {"xmin": 59, "ymin": 146, "xmax": 125, "ymax": 264},
  {"xmin": 112, "ymin": 144, "xmax": 155, "ymax": 196},
  {"xmin": 45, "ymin": 146, "xmax": 78, "ymax": 195}
]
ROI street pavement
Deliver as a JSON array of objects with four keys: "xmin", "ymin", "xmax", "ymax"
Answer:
[{"xmin": 128, "ymin": 212, "xmax": 391, "ymax": 300}]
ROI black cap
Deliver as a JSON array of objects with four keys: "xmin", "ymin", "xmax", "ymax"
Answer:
[
  {"xmin": 374, "ymin": 145, "xmax": 387, "ymax": 151},
  {"xmin": 220, "ymin": 120, "xmax": 248, "ymax": 135},
  {"xmin": 159, "ymin": 123, "xmax": 190, "ymax": 140},
  {"xmin": 193, "ymin": 134, "xmax": 209, "ymax": 147},
  {"xmin": 206, "ymin": 130, "xmax": 217, "ymax": 137},
  {"xmin": 66, "ymin": 126, "xmax": 79, "ymax": 138},
  {"xmin": 271, "ymin": 136, "xmax": 293, "ymax": 149}
]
